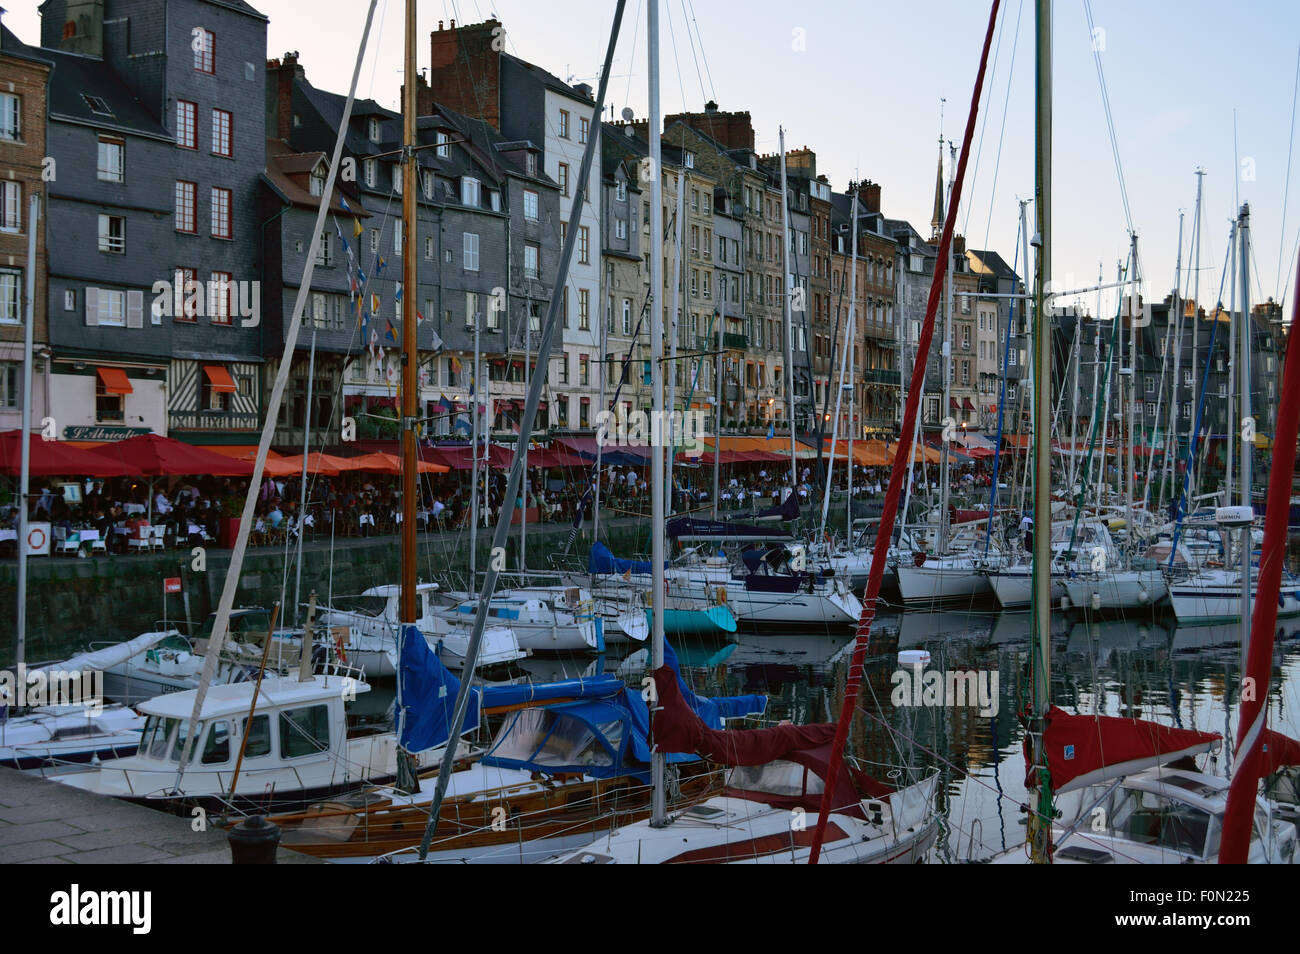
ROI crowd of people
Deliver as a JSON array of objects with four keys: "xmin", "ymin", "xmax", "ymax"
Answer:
[{"xmin": 1, "ymin": 455, "xmax": 1005, "ymax": 555}]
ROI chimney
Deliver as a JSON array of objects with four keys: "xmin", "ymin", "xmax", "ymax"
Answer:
[
  {"xmin": 267, "ymin": 51, "xmax": 305, "ymax": 144},
  {"xmin": 857, "ymin": 180, "xmax": 881, "ymax": 215},
  {"xmin": 427, "ymin": 18, "xmax": 503, "ymax": 126}
]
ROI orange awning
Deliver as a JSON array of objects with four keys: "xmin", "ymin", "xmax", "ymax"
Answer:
[
  {"xmin": 203, "ymin": 365, "xmax": 238, "ymax": 393},
  {"xmin": 97, "ymin": 367, "xmax": 133, "ymax": 395},
  {"xmin": 198, "ymin": 445, "xmax": 265, "ymax": 459}
]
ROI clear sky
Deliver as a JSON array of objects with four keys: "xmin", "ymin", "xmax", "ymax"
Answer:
[{"xmin": 8, "ymin": 0, "xmax": 1300, "ymax": 319}]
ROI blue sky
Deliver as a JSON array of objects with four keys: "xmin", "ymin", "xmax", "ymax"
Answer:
[{"xmin": 9, "ymin": 0, "xmax": 1300, "ymax": 318}]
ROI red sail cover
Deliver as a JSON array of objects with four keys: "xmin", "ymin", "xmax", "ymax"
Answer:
[
  {"xmin": 1263, "ymin": 729, "xmax": 1300, "ymax": 775},
  {"xmin": 1026, "ymin": 706, "xmax": 1221, "ymax": 795},
  {"xmin": 652, "ymin": 667, "xmax": 833, "ymax": 765}
]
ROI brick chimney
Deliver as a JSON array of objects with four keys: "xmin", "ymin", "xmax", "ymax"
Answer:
[
  {"xmin": 665, "ymin": 105, "xmax": 754, "ymax": 150},
  {"xmin": 856, "ymin": 180, "xmax": 881, "ymax": 215},
  {"xmin": 426, "ymin": 18, "xmax": 502, "ymax": 126},
  {"xmin": 266, "ymin": 51, "xmax": 305, "ymax": 144}
]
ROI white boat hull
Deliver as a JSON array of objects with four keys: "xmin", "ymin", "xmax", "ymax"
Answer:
[{"xmin": 1063, "ymin": 570, "xmax": 1169, "ymax": 612}]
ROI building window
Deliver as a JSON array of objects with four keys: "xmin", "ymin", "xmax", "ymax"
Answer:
[
  {"xmin": 578, "ymin": 289, "xmax": 590, "ymax": 330},
  {"xmin": 97, "ymin": 137, "xmax": 124, "ymax": 181},
  {"xmin": 436, "ymin": 131, "xmax": 450, "ymax": 158},
  {"xmin": 393, "ymin": 165, "xmax": 403, "ymax": 194},
  {"xmin": 394, "ymin": 219, "xmax": 402, "ymax": 254},
  {"xmin": 557, "ymin": 163, "xmax": 570, "ymax": 197},
  {"xmin": 174, "ymin": 267, "xmax": 199, "ymax": 321},
  {"xmin": 524, "ymin": 243, "xmax": 540, "ymax": 279},
  {"xmin": 193, "ymin": 28, "xmax": 215, "ymax": 74},
  {"xmin": 579, "ymin": 116, "xmax": 589, "ymax": 144},
  {"xmin": 96, "ymin": 374, "xmax": 125, "ymax": 423},
  {"xmin": 177, "ymin": 100, "xmax": 197, "ymax": 149},
  {"xmin": 370, "ymin": 229, "xmax": 379, "ymax": 255},
  {"xmin": 579, "ymin": 353, "xmax": 590, "ymax": 385},
  {"xmin": 316, "ymin": 231, "xmax": 332, "ymax": 266},
  {"xmin": 524, "ymin": 190, "xmax": 539, "ymax": 220},
  {"xmin": 463, "ymin": 232, "xmax": 479, "ymax": 271},
  {"xmin": 684, "ymin": 151, "xmax": 695, "ymax": 168},
  {"xmin": 210, "ymin": 187, "xmax": 232, "ymax": 238},
  {"xmin": 309, "ymin": 168, "xmax": 325, "ymax": 196},
  {"xmin": 208, "ymin": 272, "xmax": 233, "ymax": 324},
  {"xmin": 0, "ymin": 181, "xmax": 20, "ymax": 232},
  {"xmin": 0, "ymin": 269, "xmax": 20, "ymax": 323},
  {"xmin": 0, "ymin": 363, "xmax": 17, "ymax": 407},
  {"xmin": 489, "ymin": 191, "xmax": 501, "ymax": 212},
  {"xmin": 98, "ymin": 214, "xmax": 125, "ymax": 254},
  {"xmin": 461, "ymin": 177, "xmax": 480, "ymax": 207},
  {"xmin": 368, "ymin": 117, "xmax": 381, "ymax": 142},
  {"xmin": 466, "ymin": 291, "xmax": 480, "ymax": 325},
  {"xmin": 578, "ymin": 226, "xmax": 589, "ymax": 264},
  {"xmin": 615, "ymin": 218, "xmax": 627, "ymax": 240},
  {"xmin": 421, "ymin": 169, "xmax": 433, "ymax": 199},
  {"xmin": 0, "ymin": 94, "xmax": 18, "ymax": 141},
  {"xmin": 424, "ymin": 235, "xmax": 435, "ymax": 260},
  {"xmin": 96, "ymin": 288, "xmax": 127, "ymax": 327},
  {"xmin": 559, "ymin": 109, "xmax": 570, "ymax": 139},
  {"xmin": 621, "ymin": 298, "xmax": 631, "ymax": 335},
  {"xmin": 211, "ymin": 109, "xmax": 232, "ymax": 157},
  {"xmin": 64, "ymin": 289, "xmax": 76, "ymax": 312},
  {"xmin": 616, "ymin": 180, "xmax": 627, "ymax": 202},
  {"xmin": 363, "ymin": 159, "xmax": 376, "ymax": 188}
]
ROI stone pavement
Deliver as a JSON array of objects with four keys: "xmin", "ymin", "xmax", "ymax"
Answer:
[{"xmin": 0, "ymin": 767, "xmax": 320, "ymax": 864}]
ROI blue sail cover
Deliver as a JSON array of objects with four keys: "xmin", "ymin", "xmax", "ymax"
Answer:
[
  {"xmin": 398, "ymin": 624, "xmax": 480, "ymax": 753},
  {"xmin": 588, "ymin": 541, "xmax": 664, "ymax": 575}
]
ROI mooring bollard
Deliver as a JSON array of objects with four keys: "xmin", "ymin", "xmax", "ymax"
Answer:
[{"xmin": 227, "ymin": 814, "xmax": 281, "ymax": 864}]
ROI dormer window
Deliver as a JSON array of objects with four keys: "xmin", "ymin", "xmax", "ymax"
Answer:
[
  {"xmin": 684, "ymin": 151, "xmax": 695, "ymax": 169},
  {"xmin": 421, "ymin": 169, "xmax": 433, "ymax": 199},
  {"xmin": 526, "ymin": 152, "xmax": 537, "ymax": 176},
  {"xmin": 436, "ymin": 131, "xmax": 451, "ymax": 158},
  {"xmin": 309, "ymin": 167, "xmax": 325, "ymax": 196},
  {"xmin": 461, "ymin": 177, "xmax": 480, "ymax": 207},
  {"xmin": 489, "ymin": 191, "xmax": 501, "ymax": 212},
  {"xmin": 616, "ymin": 180, "xmax": 627, "ymax": 202},
  {"xmin": 368, "ymin": 117, "xmax": 381, "ymax": 142}
]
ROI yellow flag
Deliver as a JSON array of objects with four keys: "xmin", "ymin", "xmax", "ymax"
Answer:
[{"xmin": 353, "ymin": 217, "xmax": 363, "ymax": 239}]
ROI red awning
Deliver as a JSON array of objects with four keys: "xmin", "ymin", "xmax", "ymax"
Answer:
[
  {"xmin": 97, "ymin": 366, "xmax": 133, "ymax": 395},
  {"xmin": 87, "ymin": 433, "xmax": 254, "ymax": 476},
  {"xmin": 949, "ymin": 397, "xmax": 959, "ymax": 410},
  {"xmin": 962, "ymin": 398, "xmax": 975, "ymax": 410},
  {"xmin": 203, "ymin": 365, "xmax": 238, "ymax": 393},
  {"xmin": 0, "ymin": 430, "xmax": 135, "ymax": 477}
]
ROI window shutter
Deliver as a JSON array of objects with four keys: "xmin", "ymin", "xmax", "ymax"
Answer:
[
  {"xmin": 127, "ymin": 290, "xmax": 144, "ymax": 328},
  {"xmin": 85, "ymin": 287, "xmax": 99, "ymax": 326}
]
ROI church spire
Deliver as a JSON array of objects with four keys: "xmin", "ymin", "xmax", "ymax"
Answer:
[{"xmin": 930, "ymin": 134, "xmax": 945, "ymax": 242}]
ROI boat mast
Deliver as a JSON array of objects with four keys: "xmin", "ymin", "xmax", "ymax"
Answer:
[
  {"xmin": 1226, "ymin": 215, "xmax": 1236, "ymax": 509},
  {"xmin": 1190, "ymin": 168, "xmax": 1205, "ymax": 501},
  {"xmin": 469, "ymin": 318, "xmax": 480, "ymax": 580},
  {"xmin": 666, "ymin": 168, "xmax": 684, "ymax": 515},
  {"xmin": 819, "ymin": 186, "xmax": 858, "ymax": 541},
  {"xmin": 780, "ymin": 128, "xmax": 798, "ymax": 491},
  {"xmin": 1163, "ymin": 213, "xmax": 1185, "ymax": 509},
  {"xmin": 15, "ymin": 192, "xmax": 38, "ymax": 670},
  {"xmin": 1238, "ymin": 203, "xmax": 1252, "ymax": 655},
  {"xmin": 847, "ymin": 189, "xmax": 860, "ymax": 535},
  {"xmin": 294, "ymin": 330, "xmax": 316, "ymax": 625},
  {"xmin": 939, "ymin": 139, "xmax": 953, "ymax": 554},
  {"xmin": 712, "ymin": 298, "xmax": 722, "ymax": 521},
  {"xmin": 1124, "ymin": 233, "xmax": 1138, "ymax": 553},
  {"xmin": 647, "ymin": 0, "xmax": 667, "ymax": 828},
  {"xmin": 1028, "ymin": 0, "xmax": 1054, "ymax": 865},
  {"xmin": 398, "ymin": 0, "xmax": 418, "ymax": 626}
]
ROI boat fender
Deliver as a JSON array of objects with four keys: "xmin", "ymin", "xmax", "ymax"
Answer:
[
  {"xmin": 1138, "ymin": 588, "xmax": 1150, "ymax": 604},
  {"xmin": 715, "ymin": 586, "xmax": 727, "ymax": 605},
  {"xmin": 1060, "ymin": 594, "xmax": 1071, "ymax": 610},
  {"xmin": 1091, "ymin": 592, "xmax": 1101, "ymax": 611}
]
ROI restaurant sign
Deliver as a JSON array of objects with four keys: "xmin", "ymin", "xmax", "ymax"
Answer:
[{"xmin": 62, "ymin": 425, "xmax": 153, "ymax": 442}]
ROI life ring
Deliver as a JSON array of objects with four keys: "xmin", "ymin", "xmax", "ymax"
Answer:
[{"xmin": 27, "ymin": 527, "xmax": 46, "ymax": 551}]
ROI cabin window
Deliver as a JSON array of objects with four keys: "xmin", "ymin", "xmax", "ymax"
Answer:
[
  {"xmin": 242, "ymin": 714, "xmax": 272, "ymax": 758},
  {"xmin": 279, "ymin": 704, "xmax": 330, "ymax": 758},
  {"xmin": 485, "ymin": 708, "xmax": 615, "ymax": 768},
  {"xmin": 142, "ymin": 716, "xmax": 178, "ymax": 759},
  {"xmin": 1106, "ymin": 787, "xmax": 1211, "ymax": 856},
  {"xmin": 201, "ymin": 720, "xmax": 231, "ymax": 764},
  {"xmin": 170, "ymin": 718, "xmax": 197, "ymax": 762}
]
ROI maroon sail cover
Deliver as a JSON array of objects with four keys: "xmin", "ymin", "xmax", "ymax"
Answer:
[
  {"xmin": 652, "ymin": 667, "xmax": 835, "ymax": 765},
  {"xmin": 1263, "ymin": 729, "xmax": 1300, "ymax": 775},
  {"xmin": 1026, "ymin": 706, "xmax": 1221, "ymax": 795}
]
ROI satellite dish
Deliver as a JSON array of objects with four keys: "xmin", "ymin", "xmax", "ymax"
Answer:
[{"xmin": 621, "ymin": 107, "xmax": 634, "ymax": 121}]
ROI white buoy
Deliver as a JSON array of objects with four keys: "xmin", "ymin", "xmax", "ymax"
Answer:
[{"xmin": 1138, "ymin": 588, "xmax": 1150, "ymax": 604}]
